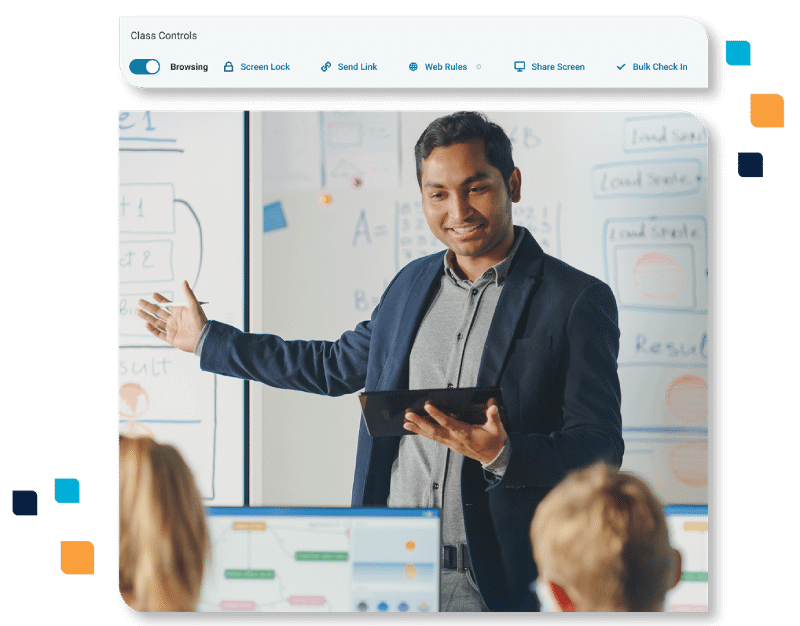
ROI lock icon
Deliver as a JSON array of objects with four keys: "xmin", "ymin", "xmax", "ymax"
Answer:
[{"xmin": 224, "ymin": 61, "xmax": 233, "ymax": 72}]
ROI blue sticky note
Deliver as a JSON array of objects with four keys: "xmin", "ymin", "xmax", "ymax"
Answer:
[
  {"xmin": 55, "ymin": 478, "xmax": 80, "ymax": 503},
  {"xmin": 263, "ymin": 202, "xmax": 287, "ymax": 233},
  {"xmin": 726, "ymin": 41, "xmax": 751, "ymax": 66},
  {"xmin": 738, "ymin": 152, "xmax": 763, "ymax": 177},
  {"xmin": 13, "ymin": 490, "xmax": 37, "ymax": 515}
]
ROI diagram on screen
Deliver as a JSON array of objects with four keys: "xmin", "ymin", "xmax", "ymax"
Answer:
[{"xmin": 199, "ymin": 514, "xmax": 439, "ymax": 612}]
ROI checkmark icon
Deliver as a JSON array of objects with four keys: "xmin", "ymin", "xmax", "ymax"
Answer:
[{"xmin": 617, "ymin": 64, "xmax": 626, "ymax": 70}]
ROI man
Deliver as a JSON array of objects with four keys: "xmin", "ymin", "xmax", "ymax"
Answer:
[{"xmin": 137, "ymin": 112, "xmax": 624, "ymax": 611}]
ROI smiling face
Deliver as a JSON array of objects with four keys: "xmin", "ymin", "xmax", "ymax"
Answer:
[{"xmin": 420, "ymin": 140, "xmax": 521, "ymax": 281}]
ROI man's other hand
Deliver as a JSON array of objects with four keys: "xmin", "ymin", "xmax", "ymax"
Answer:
[{"xmin": 136, "ymin": 280, "xmax": 208, "ymax": 353}]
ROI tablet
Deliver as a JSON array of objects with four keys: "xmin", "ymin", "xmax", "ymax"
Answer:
[{"xmin": 358, "ymin": 387, "xmax": 506, "ymax": 437}]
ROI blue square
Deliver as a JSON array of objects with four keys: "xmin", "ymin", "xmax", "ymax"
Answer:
[
  {"xmin": 13, "ymin": 490, "xmax": 37, "ymax": 515},
  {"xmin": 738, "ymin": 152, "xmax": 763, "ymax": 177},
  {"xmin": 726, "ymin": 41, "xmax": 751, "ymax": 66},
  {"xmin": 263, "ymin": 201, "xmax": 287, "ymax": 233},
  {"xmin": 55, "ymin": 478, "xmax": 80, "ymax": 504}
]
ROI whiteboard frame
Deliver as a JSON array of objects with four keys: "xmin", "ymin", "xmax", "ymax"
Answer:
[{"xmin": 248, "ymin": 112, "xmax": 266, "ymax": 506}]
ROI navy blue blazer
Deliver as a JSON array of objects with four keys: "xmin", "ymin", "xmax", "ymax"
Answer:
[{"xmin": 200, "ymin": 226, "xmax": 623, "ymax": 611}]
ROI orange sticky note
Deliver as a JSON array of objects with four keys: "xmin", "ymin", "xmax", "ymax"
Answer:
[
  {"xmin": 61, "ymin": 541, "xmax": 94, "ymax": 575},
  {"xmin": 751, "ymin": 94, "xmax": 784, "ymax": 127}
]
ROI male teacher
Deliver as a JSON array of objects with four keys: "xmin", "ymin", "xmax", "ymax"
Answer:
[{"xmin": 138, "ymin": 112, "xmax": 624, "ymax": 612}]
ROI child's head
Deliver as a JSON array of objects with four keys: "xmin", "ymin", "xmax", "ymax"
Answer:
[
  {"xmin": 530, "ymin": 462, "xmax": 681, "ymax": 612},
  {"xmin": 119, "ymin": 435, "xmax": 210, "ymax": 611}
]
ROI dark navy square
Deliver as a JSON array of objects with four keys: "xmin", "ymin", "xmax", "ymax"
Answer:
[
  {"xmin": 11, "ymin": 489, "xmax": 37, "ymax": 515},
  {"xmin": 738, "ymin": 152, "xmax": 763, "ymax": 177}
]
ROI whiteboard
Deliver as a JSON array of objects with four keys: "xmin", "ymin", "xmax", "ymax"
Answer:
[
  {"xmin": 254, "ymin": 111, "xmax": 708, "ymax": 507},
  {"xmin": 118, "ymin": 111, "xmax": 246, "ymax": 505}
]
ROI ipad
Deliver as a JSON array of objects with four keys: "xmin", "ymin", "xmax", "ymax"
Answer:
[{"xmin": 358, "ymin": 387, "xmax": 505, "ymax": 437}]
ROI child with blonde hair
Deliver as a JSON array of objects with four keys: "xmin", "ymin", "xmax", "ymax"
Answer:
[
  {"xmin": 530, "ymin": 462, "xmax": 681, "ymax": 612},
  {"xmin": 119, "ymin": 435, "xmax": 210, "ymax": 611}
]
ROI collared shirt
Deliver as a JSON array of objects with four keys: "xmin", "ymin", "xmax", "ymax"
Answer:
[{"xmin": 387, "ymin": 231, "xmax": 523, "ymax": 611}]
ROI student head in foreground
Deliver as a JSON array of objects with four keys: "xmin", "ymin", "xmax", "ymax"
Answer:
[
  {"xmin": 530, "ymin": 462, "xmax": 682, "ymax": 612},
  {"xmin": 119, "ymin": 434, "xmax": 210, "ymax": 611}
]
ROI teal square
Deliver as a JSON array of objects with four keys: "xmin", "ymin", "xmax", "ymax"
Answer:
[
  {"xmin": 55, "ymin": 478, "xmax": 80, "ymax": 503},
  {"xmin": 726, "ymin": 41, "xmax": 751, "ymax": 66}
]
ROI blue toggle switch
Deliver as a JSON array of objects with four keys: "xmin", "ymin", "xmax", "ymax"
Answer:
[{"xmin": 129, "ymin": 59, "xmax": 160, "ymax": 75}]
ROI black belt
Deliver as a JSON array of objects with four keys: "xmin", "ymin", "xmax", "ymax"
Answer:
[{"xmin": 441, "ymin": 544, "xmax": 471, "ymax": 572}]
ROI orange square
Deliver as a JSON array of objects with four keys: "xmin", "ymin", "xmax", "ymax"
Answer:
[
  {"xmin": 751, "ymin": 94, "xmax": 784, "ymax": 127},
  {"xmin": 61, "ymin": 541, "xmax": 94, "ymax": 575}
]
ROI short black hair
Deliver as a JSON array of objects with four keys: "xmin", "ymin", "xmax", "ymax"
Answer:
[{"xmin": 414, "ymin": 112, "xmax": 515, "ymax": 191}]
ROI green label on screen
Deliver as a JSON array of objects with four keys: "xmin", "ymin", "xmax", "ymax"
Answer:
[
  {"xmin": 224, "ymin": 569, "xmax": 275, "ymax": 579},
  {"xmin": 295, "ymin": 551, "xmax": 349, "ymax": 562},
  {"xmin": 681, "ymin": 571, "xmax": 708, "ymax": 582}
]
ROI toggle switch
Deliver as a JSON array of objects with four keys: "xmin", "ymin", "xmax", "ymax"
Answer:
[{"xmin": 129, "ymin": 59, "xmax": 160, "ymax": 75}]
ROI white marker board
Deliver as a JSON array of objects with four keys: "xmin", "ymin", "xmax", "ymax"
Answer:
[
  {"xmin": 118, "ymin": 111, "xmax": 246, "ymax": 505},
  {"xmin": 254, "ymin": 111, "xmax": 708, "ymax": 507}
]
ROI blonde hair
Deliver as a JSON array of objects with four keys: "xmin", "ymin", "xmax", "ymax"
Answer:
[
  {"xmin": 119, "ymin": 435, "xmax": 210, "ymax": 611},
  {"xmin": 531, "ymin": 462, "xmax": 676, "ymax": 612}
]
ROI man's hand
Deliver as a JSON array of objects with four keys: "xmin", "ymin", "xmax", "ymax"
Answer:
[
  {"xmin": 403, "ymin": 401, "xmax": 507, "ymax": 464},
  {"xmin": 136, "ymin": 280, "xmax": 208, "ymax": 353}
]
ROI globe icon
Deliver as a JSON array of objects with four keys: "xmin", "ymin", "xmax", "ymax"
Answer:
[{"xmin": 409, "ymin": 62, "xmax": 418, "ymax": 71}]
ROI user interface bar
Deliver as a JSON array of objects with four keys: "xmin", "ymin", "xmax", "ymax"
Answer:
[{"xmin": 120, "ymin": 17, "xmax": 708, "ymax": 89}]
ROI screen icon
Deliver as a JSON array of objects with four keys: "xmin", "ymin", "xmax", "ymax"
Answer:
[{"xmin": 514, "ymin": 61, "xmax": 525, "ymax": 72}]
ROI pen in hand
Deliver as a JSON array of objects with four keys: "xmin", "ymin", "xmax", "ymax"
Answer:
[{"xmin": 138, "ymin": 301, "xmax": 209, "ymax": 310}]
